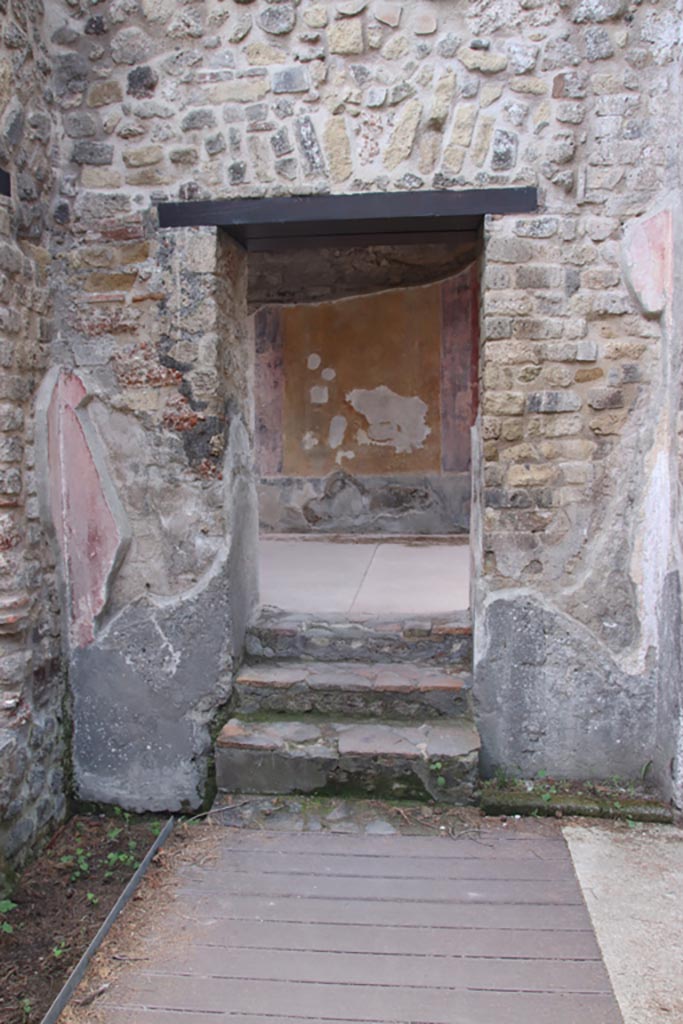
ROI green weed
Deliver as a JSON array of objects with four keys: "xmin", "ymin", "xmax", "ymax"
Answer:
[{"xmin": 0, "ymin": 898, "xmax": 17, "ymax": 935}]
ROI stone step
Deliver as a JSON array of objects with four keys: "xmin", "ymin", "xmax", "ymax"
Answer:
[
  {"xmin": 234, "ymin": 661, "xmax": 472, "ymax": 719},
  {"xmin": 215, "ymin": 717, "xmax": 480, "ymax": 805},
  {"xmin": 246, "ymin": 609, "xmax": 472, "ymax": 668}
]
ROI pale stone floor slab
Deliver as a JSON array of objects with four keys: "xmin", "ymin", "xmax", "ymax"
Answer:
[
  {"xmin": 564, "ymin": 823, "xmax": 683, "ymax": 1024},
  {"xmin": 259, "ymin": 536, "xmax": 471, "ymax": 617}
]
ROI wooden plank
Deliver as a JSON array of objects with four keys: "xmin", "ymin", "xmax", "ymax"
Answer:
[
  {"xmin": 180, "ymin": 872, "xmax": 583, "ymax": 905},
  {"xmin": 106, "ymin": 975, "xmax": 622, "ymax": 1024},
  {"xmin": 246, "ymin": 229, "xmax": 479, "ymax": 252},
  {"xmin": 213, "ymin": 829, "xmax": 570, "ymax": 859},
  {"xmin": 175, "ymin": 919, "xmax": 603, "ymax": 960},
  {"xmin": 102, "ymin": 1014, "xmax": 384, "ymax": 1024},
  {"xmin": 103, "ymin": 1012, "xmax": 221, "ymax": 1023},
  {"xmin": 180, "ymin": 894, "xmax": 593, "ymax": 931},
  {"xmin": 179, "ymin": 850, "xmax": 573, "ymax": 880},
  {"xmin": 148, "ymin": 947, "xmax": 613, "ymax": 993},
  {"xmin": 92, "ymin": 822, "xmax": 622, "ymax": 1024}
]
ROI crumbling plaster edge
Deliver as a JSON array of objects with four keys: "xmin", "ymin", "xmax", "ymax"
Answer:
[{"xmin": 472, "ymin": 584, "xmax": 650, "ymax": 673}]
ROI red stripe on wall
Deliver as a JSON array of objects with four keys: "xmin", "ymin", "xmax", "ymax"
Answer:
[
  {"xmin": 440, "ymin": 263, "xmax": 479, "ymax": 473},
  {"xmin": 254, "ymin": 306, "xmax": 284, "ymax": 476}
]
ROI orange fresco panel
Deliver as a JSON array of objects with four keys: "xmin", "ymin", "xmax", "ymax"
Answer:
[{"xmin": 281, "ymin": 283, "xmax": 443, "ymax": 477}]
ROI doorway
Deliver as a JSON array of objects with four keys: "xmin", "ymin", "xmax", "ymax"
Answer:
[{"xmin": 249, "ymin": 244, "xmax": 480, "ymax": 624}]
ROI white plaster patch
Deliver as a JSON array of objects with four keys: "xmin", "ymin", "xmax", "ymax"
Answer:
[
  {"xmin": 640, "ymin": 9, "xmax": 681, "ymax": 65},
  {"xmin": 335, "ymin": 449, "xmax": 355, "ymax": 465},
  {"xmin": 630, "ymin": 445, "xmax": 671, "ymax": 673},
  {"xmin": 310, "ymin": 385, "xmax": 329, "ymax": 404},
  {"xmin": 322, "ymin": 367, "xmax": 336, "ymax": 381},
  {"xmin": 328, "ymin": 414, "xmax": 347, "ymax": 450},
  {"xmin": 302, "ymin": 431, "xmax": 319, "ymax": 450},
  {"xmin": 347, "ymin": 385, "xmax": 431, "ymax": 454},
  {"xmin": 307, "ymin": 353, "xmax": 321, "ymax": 370}
]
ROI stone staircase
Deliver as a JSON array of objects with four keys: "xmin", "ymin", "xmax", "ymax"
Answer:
[{"xmin": 215, "ymin": 608, "xmax": 480, "ymax": 804}]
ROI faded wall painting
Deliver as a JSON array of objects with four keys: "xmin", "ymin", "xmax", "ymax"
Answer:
[{"xmin": 255, "ymin": 264, "xmax": 478, "ymax": 534}]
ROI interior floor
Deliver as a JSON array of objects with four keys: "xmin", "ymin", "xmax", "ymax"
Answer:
[{"xmin": 259, "ymin": 536, "xmax": 470, "ymax": 619}]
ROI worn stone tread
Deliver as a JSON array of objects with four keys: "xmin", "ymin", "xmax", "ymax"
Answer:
[
  {"xmin": 246, "ymin": 609, "xmax": 472, "ymax": 666},
  {"xmin": 217, "ymin": 716, "xmax": 479, "ymax": 757},
  {"xmin": 235, "ymin": 659, "xmax": 472, "ymax": 718},
  {"xmin": 216, "ymin": 717, "xmax": 480, "ymax": 802}
]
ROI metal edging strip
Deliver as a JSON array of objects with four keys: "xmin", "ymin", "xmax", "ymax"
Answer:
[{"xmin": 40, "ymin": 815, "xmax": 175, "ymax": 1024}]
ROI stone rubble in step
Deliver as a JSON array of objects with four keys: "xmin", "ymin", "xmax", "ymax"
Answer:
[
  {"xmin": 216, "ymin": 717, "xmax": 481, "ymax": 804},
  {"xmin": 246, "ymin": 609, "xmax": 473, "ymax": 667},
  {"xmin": 234, "ymin": 660, "xmax": 472, "ymax": 718}
]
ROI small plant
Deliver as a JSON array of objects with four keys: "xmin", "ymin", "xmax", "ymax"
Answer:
[
  {"xmin": 86, "ymin": 892, "xmax": 99, "ymax": 906},
  {"xmin": 52, "ymin": 941, "xmax": 67, "ymax": 959},
  {"xmin": 539, "ymin": 781, "xmax": 558, "ymax": 804},
  {"xmin": 149, "ymin": 820, "xmax": 163, "ymax": 837},
  {"xmin": 429, "ymin": 760, "xmax": 446, "ymax": 789},
  {"xmin": 20, "ymin": 997, "xmax": 31, "ymax": 1022},
  {"xmin": 494, "ymin": 765, "xmax": 515, "ymax": 788},
  {"xmin": 59, "ymin": 847, "xmax": 90, "ymax": 882},
  {"xmin": 103, "ymin": 848, "xmax": 140, "ymax": 880},
  {"xmin": 0, "ymin": 898, "xmax": 17, "ymax": 935},
  {"xmin": 107, "ymin": 826, "xmax": 123, "ymax": 841}
]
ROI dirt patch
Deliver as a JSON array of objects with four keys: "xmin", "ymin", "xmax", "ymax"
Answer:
[
  {"xmin": 0, "ymin": 813, "xmax": 169, "ymax": 1024},
  {"xmin": 59, "ymin": 822, "xmax": 220, "ymax": 1024}
]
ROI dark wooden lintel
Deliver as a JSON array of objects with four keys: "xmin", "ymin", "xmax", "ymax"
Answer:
[
  {"xmin": 156, "ymin": 187, "xmax": 537, "ymax": 252},
  {"xmin": 244, "ymin": 229, "xmax": 480, "ymax": 253}
]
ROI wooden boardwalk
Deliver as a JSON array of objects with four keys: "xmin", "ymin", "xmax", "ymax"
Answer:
[{"xmin": 92, "ymin": 828, "xmax": 622, "ymax": 1024}]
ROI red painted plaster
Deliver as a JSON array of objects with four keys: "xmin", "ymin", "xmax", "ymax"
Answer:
[
  {"xmin": 622, "ymin": 208, "xmax": 673, "ymax": 318},
  {"xmin": 440, "ymin": 264, "xmax": 479, "ymax": 473},
  {"xmin": 47, "ymin": 370, "xmax": 125, "ymax": 648}
]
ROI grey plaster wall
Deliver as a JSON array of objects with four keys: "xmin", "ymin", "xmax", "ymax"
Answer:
[
  {"xmin": 72, "ymin": 544, "xmax": 234, "ymax": 811},
  {"xmin": 258, "ymin": 472, "xmax": 470, "ymax": 535},
  {"xmin": 475, "ymin": 594, "xmax": 654, "ymax": 781}
]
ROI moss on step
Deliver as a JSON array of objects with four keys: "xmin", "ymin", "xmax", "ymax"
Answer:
[{"xmin": 480, "ymin": 779, "xmax": 673, "ymax": 823}]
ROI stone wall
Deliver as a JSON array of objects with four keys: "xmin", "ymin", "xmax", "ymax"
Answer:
[
  {"xmin": 0, "ymin": 1, "xmax": 65, "ymax": 885},
  {"xmin": 26, "ymin": 0, "xmax": 683, "ymax": 809},
  {"xmin": 473, "ymin": 40, "xmax": 683, "ymax": 794}
]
